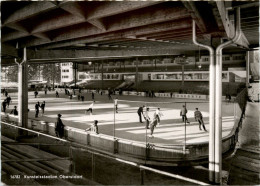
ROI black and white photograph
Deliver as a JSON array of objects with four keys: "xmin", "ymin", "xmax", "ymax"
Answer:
[{"xmin": 1, "ymin": 1, "xmax": 259, "ymax": 185}]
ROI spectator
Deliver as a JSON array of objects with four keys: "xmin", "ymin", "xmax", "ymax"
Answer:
[
  {"xmin": 55, "ymin": 114, "xmax": 65, "ymax": 138},
  {"xmin": 85, "ymin": 120, "xmax": 99, "ymax": 134},
  {"xmin": 10, "ymin": 106, "xmax": 18, "ymax": 116}
]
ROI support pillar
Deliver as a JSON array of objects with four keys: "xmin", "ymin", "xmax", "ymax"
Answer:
[
  {"xmin": 135, "ymin": 58, "xmax": 139, "ymax": 91},
  {"xmin": 73, "ymin": 62, "xmax": 77, "ymax": 90},
  {"xmin": 181, "ymin": 65, "xmax": 184, "ymax": 90},
  {"xmin": 101, "ymin": 61, "xmax": 104, "ymax": 91},
  {"xmin": 246, "ymin": 51, "xmax": 251, "ymax": 87},
  {"xmin": 16, "ymin": 48, "xmax": 28, "ymax": 128}
]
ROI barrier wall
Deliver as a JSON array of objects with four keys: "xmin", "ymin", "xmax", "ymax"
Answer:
[{"xmin": 1, "ymin": 105, "xmax": 243, "ymax": 165}]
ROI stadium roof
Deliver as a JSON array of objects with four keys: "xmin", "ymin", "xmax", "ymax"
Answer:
[{"xmin": 1, "ymin": 1, "xmax": 259, "ymax": 65}]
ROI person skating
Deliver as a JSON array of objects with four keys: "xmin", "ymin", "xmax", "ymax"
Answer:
[
  {"xmin": 85, "ymin": 101, "xmax": 95, "ymax": 115},
  {"xmin": 40, "ymin": 101, "xmax": 46, "ymax": 116},
  {"xmin": 55, "ymin": 114, "xmax": 65, "ymax": 138},
  {"xmin": 148, "ymin": 115, "xmax": 159, "ymax": 138},
  {"xmin": 154, "ymin": 107, "xmax": 163, "ymax": 125},
  {"xmin": 137, "ymin": 105, "xmax": 145, "ymax": 123},
  {"xmin": 35, "ymin": 102, "xmax": 40, "ymax": 118},
  {"xmin": 180, "ymin": 105, "xmax": 190, "ymax": 124},
  {"xmin": 145, "ymin": 107, "xmax": 151, "ymax": 129},
  {"xmin": 6, "ymin": 96, "xmax": 11, "ymax": 108},
  {"xmin": 92, "ymin": 92, "xmax": 95, "ymax": 100},
  {"xmin": 194, "ymin": 108, "xmax": 207, "ymax": 132},
  {"xmin": 114, "ymin": 97, "xmax": 118, "ymax": 113},
  {"xmin": 56, "ymin": 91, "xmax": 59, "ymax": 98}
]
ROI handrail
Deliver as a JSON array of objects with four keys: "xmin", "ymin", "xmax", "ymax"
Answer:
[{"xmin": 1, "ymin": 121, "xmax": 68, "ymax": 143}]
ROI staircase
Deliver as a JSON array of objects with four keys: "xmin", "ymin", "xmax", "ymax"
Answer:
[
  {"xmin": 1, "ymin": 136, "xmax": 98, "ymax": 185},
  {"xmin": 228, "ymin": 145, "xmax": 260, "ymax": 185}
]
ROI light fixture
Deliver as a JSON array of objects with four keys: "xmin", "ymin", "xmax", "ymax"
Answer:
[
  {"xmin": 88, "ymin": 61, "xmax": 92, "ymax": 66},
  {"xmin": 198, "ymin": 64, "xmax": 202, "ymax": 69}
]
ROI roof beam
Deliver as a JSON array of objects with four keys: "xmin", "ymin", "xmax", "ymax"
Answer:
[
  {"xmin": 85, "ymin": 1, "xmax": 162, "ymax": 20},
  {"xmin": 106, "ymin": 6, "xmax": 190, "ymax": 31},
  {"xmin": 3, "ymin": 2, "xmax": 58, "ymax": 25},
  {"xmin": 182, "ymin": 1, "xmax": 207, "ymax": 33},
  {"xmin": 21, "ymin": 19, "xmax": 192, "ymax": 48},
  {"xmin": 26, "ymin": 49, "xmax": 183, "ymax": 62}
]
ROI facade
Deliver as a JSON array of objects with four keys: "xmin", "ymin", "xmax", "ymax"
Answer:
[{"xmin": 60, "ymin": 62, "xmax": 74, "ymax": 84}]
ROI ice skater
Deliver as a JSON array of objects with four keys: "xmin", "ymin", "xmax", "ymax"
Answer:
[
  {"xmin": 194, "ymin": 108, "xmax": 207, "ymax": 131},
  {"xmin": 35, "ymin": 102, "xmax": 40, "ymax": 118},
  {"xmin": 145, "ymin": 107, "xmax": 151, "ymax": 129},
  {"xmin": 86, "ymin": 101, "xmax": 95, "ymax": 115},
  {"xmin": 40, "ymin": 101, "xmax": 46, "ymax": 116},
  {"xmin": 137, "ymin": 105, "xmax": 145, "ymax": 123},
  {"xmin": 148, "ymin": 114, "xmax": 159, "ymax": 138},
  {"xmin": 154, "ymin": 107, "xmax": 163, "ymax": 125},
  {"xmin": 114, "ymin": 97, "xmax": 118, "ymax": 113},
  {"xmin": 180, "ymin": 105, "xmax": 190, "ymax": 124}
]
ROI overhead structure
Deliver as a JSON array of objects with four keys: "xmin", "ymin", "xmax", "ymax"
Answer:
[{"xmin": 1, "ymin": 1, "xmax": 259, "ymax": 184}]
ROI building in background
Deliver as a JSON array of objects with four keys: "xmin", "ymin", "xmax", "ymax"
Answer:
[{"xmin": 60, "ymin": 62, "xmax": 74, "ymax": 84}]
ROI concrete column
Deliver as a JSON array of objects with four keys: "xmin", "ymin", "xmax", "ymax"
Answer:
[
  {"xmin": 135, "ymin": 58, "xmax": 139, "ymax": 91},
  {"xmin": 246, "ymin": 51, "xmax": 250, "ymax": 87},
  {"xmin": 215, "ymin": 51, "xmax": 223, "ymax": 184},
  {"xmin": 101, "ymin": 61, "xmax": 104, "ymax": 90},
  {"xmin": 209, "ymin": 51, "xmax": 216, "ymax": 183},
  {"xmin": 17, "ymin": 48, "xmax": 28, "ymax": 128}
]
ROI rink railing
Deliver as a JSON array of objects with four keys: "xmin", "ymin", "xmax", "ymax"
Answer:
[{"xmin": 1, "ymin": 101, "xmax": 244, "ymax": 166}]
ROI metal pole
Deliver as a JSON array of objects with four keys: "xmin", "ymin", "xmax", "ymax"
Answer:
[
  {"xmin": 184, "ymin": 102, "xmax": 186, "ymax": 151},
  {"xmin": 113, "ymin": 99, "xmax": 115, "ymax": 139},
  {"xmin": 101, "ymin": 61, "xmax": 104, "ymax": 91},
  {"xmin": 246, "ymin": 51, "xmax": 250, "ymax": 88},
  {"xmin": 145, "ymin": 102, "xmax": 147, "ymax": 164},
  {"xmin": 182, "ymin": 65, "xmax": 185, "ymax": 90},
  {"xmin": 192, "ymin": 20, "xmax": 215, "ymax": 183},
  {"xmin": 74, "ymin": 62, "xmax": 77, "ymax": 92}
]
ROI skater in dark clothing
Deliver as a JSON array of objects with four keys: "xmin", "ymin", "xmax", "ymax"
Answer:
[
  {"xmin": 92, "ymin": 92, "xmax": 95, "ymax": 100},
  {"xmin": 56, "ymin": 91, "xmax": 59, "ymax": 98},
  {"xmin": 10, "ymin": 106, "xmax": 18, "ymax": 116},
  {"xmin": 40, "ymin": 101, "xmax": 46, "ymax": 115},
  {"xmin": 137, "ymin": 106, "xmax": 145, "ymax": 123},
  {"xmin": 34, "ymin": 91, "xmax": 38, "ymax": 98},
  {"xmin": 81, "ymin": 95, "xmax": 85, "ymax": 101},
  {"xmin": 55, "ymin": 114, "xmax": 65, "ymax": 138},
  {"xmin": 5, "ymin": 91, "xmax": 8, "ymax": 97},
  {"xmin": 35, "ymin": 102, "xmax": 40, "ymax": 118},
  {"xmin": 6, "ymin": 96, "xmax": 11, "ymax": 108},
  {"xmin": 194, "ymin": 108, "xmax": 207, "ymax": 131}
]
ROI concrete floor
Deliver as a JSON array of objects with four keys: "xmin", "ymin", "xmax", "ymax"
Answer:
[{"xmin": 3, "ymin": 89, "xmax": 236, "ymax": 145}]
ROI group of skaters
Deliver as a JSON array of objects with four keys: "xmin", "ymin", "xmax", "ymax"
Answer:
[
  {"xmin": 34, "ymin": 101, "xmax": 46, "ymax": 118},
  {"xmin": 1, "ymin": 90, "xmax": 18, "ymax": 116},
  {"xmin": 136, "ymin": 104, "xmax": 207, "ymax": 138}
]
